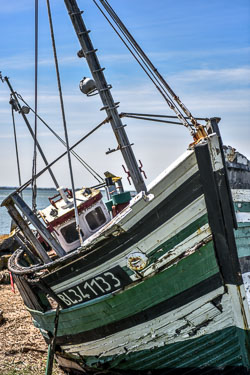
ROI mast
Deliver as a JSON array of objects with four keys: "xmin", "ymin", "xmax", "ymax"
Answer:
[{"xmin": 64, "ymin": 0, "xmax": 146, "ymax": 193}]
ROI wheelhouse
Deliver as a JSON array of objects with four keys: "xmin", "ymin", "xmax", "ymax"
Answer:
[{"xmin": 39, "ymin": 187, "xmax": 110, "ymax": 252}]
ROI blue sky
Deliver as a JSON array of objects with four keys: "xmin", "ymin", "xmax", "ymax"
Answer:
[{"xmin": 0, "ymin": 0, "xmax": 249, "ymax": 188}]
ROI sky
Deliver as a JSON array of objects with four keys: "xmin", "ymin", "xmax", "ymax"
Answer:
[{"xmin": 0, "ymin": 0, "xmax": 249, "ymax": 189}]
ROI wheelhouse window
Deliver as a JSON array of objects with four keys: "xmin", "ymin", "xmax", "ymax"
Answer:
[
  {"xmin": 60, "ymin": 222, "xmax": 82, "ymax": 244},
  {"xmin": 86, "ymin": 206, "xmax": 106, "ymax": 230}
]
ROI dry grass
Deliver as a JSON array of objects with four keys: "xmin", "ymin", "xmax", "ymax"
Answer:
[{"xmin": 0, "ymin": 271, "xmax": 64, "ymax": 375}]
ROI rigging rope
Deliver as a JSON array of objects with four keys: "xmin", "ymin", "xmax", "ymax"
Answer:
[
  {"xmin": 16, "ymin": 93, "xmax": 104, "ymax": 183},
  {"xmin": 32, "ymin": 0, "xmax": 39, "ymax": 213},
  {"xmin": 47, "ymin": 0, "xmax": 83, "ymax": 244},
  {"xmin": 11, "ymin": 107, "xmax": 23, "ymax": 196},
  {"xmin": 17, "ymin": 116, "xmax": 110, "ymax": 193},
  {"xmin": 93, "ymin": 0, "xmax": 199, "ymax": 134},
  {"xmin": 5, "ymin": 76, "xmax": 59, "ymax": 189},
  {"xmin": 120, "ymin": 112, "xmax": 209, "ymax": 121},
  {"xmin": 121, "ymin": 114, "xmax": 184, "ymax": 126},
  {"xmin": 120, "ymin": 112, "xmax": 209, "ymax": 125}
]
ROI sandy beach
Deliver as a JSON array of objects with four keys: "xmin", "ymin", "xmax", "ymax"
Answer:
[{"xmin": 0, "ymin": 271, "xmax": 64, "ymax": 375}]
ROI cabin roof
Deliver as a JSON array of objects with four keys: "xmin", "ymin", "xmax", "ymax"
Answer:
[{"xmin": 39, "ymin": 188, "xmax": 102, "ymax": 227}]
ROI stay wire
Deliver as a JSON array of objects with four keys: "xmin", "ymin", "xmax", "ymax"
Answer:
[
  {"xmin": 11, "ymin": 107, "xmax": 23, "ymax": 198},
  {"xmin": 47, "ymin": 0, "xmax": 83, "ymax": 244},
  {"xmin": 32, "ymin": 0, "xmax": 39, "ymax": 213},
  {"xmin": 17, "ymin": 116, "xmax": 110, "ymax": 194},
  {"xmin": 16, "ymin": 93, "xmax": 104, "ymax": 183},
  {"xmin": 121, "ymin": 112, "xmax": 209, "ymax": 121},
  {"xmin": 92, "ymin": 1, "xmax": 174, "ymax": 110},
  {"xmin": 5, "ymin": 76, "xmax": 59, "ymax": 189},
  {"xmin": 94, "ymin": 0, "xmax": 195, "ymax": 133},
  {"xmin": 121, "ymin": 114, "xmax": 184, "ymax": 126},
  {"xmin": 101, "ymin": 0, "xmax": 195, "ymax": 124},
  {"xmin": 97, "ymin": 1, "xmax": 183, "ymax": 117}
]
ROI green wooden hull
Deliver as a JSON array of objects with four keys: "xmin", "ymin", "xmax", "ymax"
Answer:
[
  {"xmin": 8, "ymin": 134, "xmax": 250, "ymax": 374},
  {"xmin": 77, "ymin": 327, "xmax": 250, "ymax": 372}
]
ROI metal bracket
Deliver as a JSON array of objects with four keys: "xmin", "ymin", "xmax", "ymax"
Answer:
[
  {"xmin": 85, "ymin": 49, "xmax": 98, "ymax": 55},
  {"xmin": 69, "ymin": 10, "xmax": 83, "ymax": 16},
  {"xmin": 78, "ymin": 29, "xmax": 90, "ymax": 35},
  {"xmin": 139, "ymin": 160, "xmax": 147, "ymax": 179},
  {"xmin": 106, "ymin": 146, "xmax": 120, "ymax": 155},
  {"xmin": 106, "ymin": 143, "xmax": 134, "ymax": 155},
  {"xmin": 122, "ymin": 165, "xmax": 132, "ymax": 185}
]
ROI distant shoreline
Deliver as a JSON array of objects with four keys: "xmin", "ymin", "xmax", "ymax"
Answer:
[{"xmin": 0, "ymin": 187, "xmax": 56, "ymax": 190}]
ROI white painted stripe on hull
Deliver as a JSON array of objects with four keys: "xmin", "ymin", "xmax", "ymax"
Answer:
[
  {"xmin": 232, "ymin": 189, "xmax": 250, "ymax": 202},
  {"xmin": 236, "ymin": 212, "xmax": 250, "ymax": 223},
  {"xmin": 52, "ymin": 195, "xmax": 209, "ymax": 293},
  {"xmin": 81, "ymin": 150, "xmax": 198, "ymax": 248},
  {"xmin": 131, "ymin": 223, "xmax": 211, "ymax": 281},
  {"xmin": 242, "ymin": 272, "xmax": 250, "ymax": 308},
  {"xmin": 61, "ymin": 286, "xmax": 242, "ymax": 358},
  {"xmin": 122, "ymin": 153, "xmax": 199, "ymax": 232},
  {"xmin": 207, "ymin": 134, "xmax": 223, "ymax": 172}
]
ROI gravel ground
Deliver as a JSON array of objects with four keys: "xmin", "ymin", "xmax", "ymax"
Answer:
[{"xmin": 0, "ymin": 271, "xmax": 64, "ymax": 375}]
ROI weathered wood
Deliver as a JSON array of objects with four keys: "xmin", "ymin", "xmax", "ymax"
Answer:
[
  {"xmin": 14, "ymin": 275, "xmax": 45, "ymax": 311},
  {"xmin": 11, "ymin": 192, "xmax": 66, "ymax": 258},
  {"xmin": 5, "ymin": 202, "xmax": 51, "ymax": 264},
  {"xmin": 195, "ymin": 139, "xmax": 242, "ymax": 286},
  {"xmin": 45, "ymin": 305, "xmax": 60, "ymax": 375}
]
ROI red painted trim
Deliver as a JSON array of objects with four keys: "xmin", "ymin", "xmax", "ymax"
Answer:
[
  {"xmin": 112, "ymin": 202, "xmax": 129, "ymax": 217},
  {"xmin": 49, "ymin": 192, "xmax": 102, "ymax": 229}
]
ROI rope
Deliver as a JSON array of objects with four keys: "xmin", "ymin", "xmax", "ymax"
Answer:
[
  {"xmin": 121, "ymin": 114, "xmax": 183, "ymax": 126},
  {"xmin": 11, "ymin": 107, "xmax": 23, "ymax": 196},
  {"xmin": 32, "ymin": 0, "xmax": 39, "ymax": 213},
  {"xmin": 47, "ymin": 0, "xmax": 87, "ymax": 244},
  {"xmin": 17, "ymin": 117, "xmax": 110, "ymax": 193},
  {"xmin": 5, "ymin": 76, "xmax": 59, "ymax": 189},
  {"xmin": 94, "ymin": 0, "xmax": 197, "ymax": 134},
  {"xmin": 100, "ymin": 0, "xmax": 195, "ymax": 125},
  {"xmin": 120, "ymin": 112, "xmax": 209, "ymax": 122},
  {"xmin": 16, "ymin": 93, "xmax": 104, "ymax": 183}
]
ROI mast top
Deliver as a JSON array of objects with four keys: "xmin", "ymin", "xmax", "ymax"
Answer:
[{"xmin": 64, "ymin": 0, "xmax": 147, "ymax": 193}]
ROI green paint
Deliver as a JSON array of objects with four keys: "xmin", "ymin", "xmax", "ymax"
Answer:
[
  {"xmin": 234, "ymin": 226, "xmax": 250, "ymax": 258},
  {"xmin": 234, "ymin": 202, "xmax": 250, "ymax": 213},
  {"xmin": 30, "ymin": 241, "xmax": 219, "ymax": 337},
  {"xmin": 147, "ymin": 213, "xmax": 209, "ymax": 263},
  {"xmin": 124, "ymin": 213, "xmax": 209, "ymax": 276},
  {"xmin": 80, "ymin": 327, "xmax": 250, "ymax": 371}
]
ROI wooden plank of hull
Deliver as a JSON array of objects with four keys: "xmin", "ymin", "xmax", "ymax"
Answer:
[
  {"xmin": 51, "ymin": 196, "xmax": 210, "ymax": 294},
  {"xmin": 58, "ymin": 287, "xmax": 249, "ymax": 371},
  {"xmin": 43, "ymin": 150, "xmax": 201, "ymax": 286},
  {"xmin": 232, "ymin": 189, "xmax": 250, "ymax": 307},
  {"xmin": 30, "ymin": 241, "xmax": 221, "ymax": 337},
  {"xmin": 14, "ymin": 135, "xmax": 249, "ymax": 373}
]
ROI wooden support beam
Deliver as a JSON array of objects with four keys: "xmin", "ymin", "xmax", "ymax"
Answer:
[
  {"xmin": 6, "ymin": 202, "xmax": 51, "ymax": 264},
  {"xmin": 11, "ymin": 192, "xmax": 66, "ymax": 258}
]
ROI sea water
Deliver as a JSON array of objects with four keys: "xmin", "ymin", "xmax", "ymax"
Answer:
[
  {"xmin": 0, "ymin": 187, "xmax": 133, "ymax": 235},
  {"xmin": 0, "ymin": 187, "xmax": 57, "ymax": 234}
]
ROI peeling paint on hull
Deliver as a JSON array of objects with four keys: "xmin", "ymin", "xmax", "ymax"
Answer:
[{"xmin": 9, "ymin": 134, "xmax": 250, "ymax": 374}]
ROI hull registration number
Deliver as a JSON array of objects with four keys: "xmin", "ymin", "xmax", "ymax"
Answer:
[{"xmin": 57, "ymin": 266, "xmax": 131, "ymax": 307}]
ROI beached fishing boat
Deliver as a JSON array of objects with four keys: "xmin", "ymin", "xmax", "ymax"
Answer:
[{"xmin": 1, "ymin": 1, "xmax": 250, "ymax": 374}]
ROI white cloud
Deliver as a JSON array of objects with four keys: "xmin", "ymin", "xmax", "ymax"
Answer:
[
  {"xmin": 1, "ymin": 64, "xmax": 249, "ymax": 188},
  {"xmin": 149, "ymin": 47, "xmax": 250, "ymax": 61},
  {"xmin": 171, "ymin": 67, "xmax": 250, "ymax": 84},
  {"xmin": 0, "ymin": 55, "xmax": 78, "ymax": 71}
]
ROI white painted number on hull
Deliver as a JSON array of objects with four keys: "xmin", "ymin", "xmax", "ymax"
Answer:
[{"xmin": 58, "ymin": 270, "xmax": 124, "ymax": 307}]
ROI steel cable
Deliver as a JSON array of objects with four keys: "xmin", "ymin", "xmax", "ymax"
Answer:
[
  {"xmin": 32, "ymin": 0, "xmax": 39, "ymax": 213},
  {"xmin": 16, "ymin": 93, "xmax": 104, "ymax": 183},
  {"xmin": 47, "ymin": 0, "xmax": 83, "ymax": 244},
  {"xmin": 94, "ymin": 0, "xmax": 196, "ymax": 133}
]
